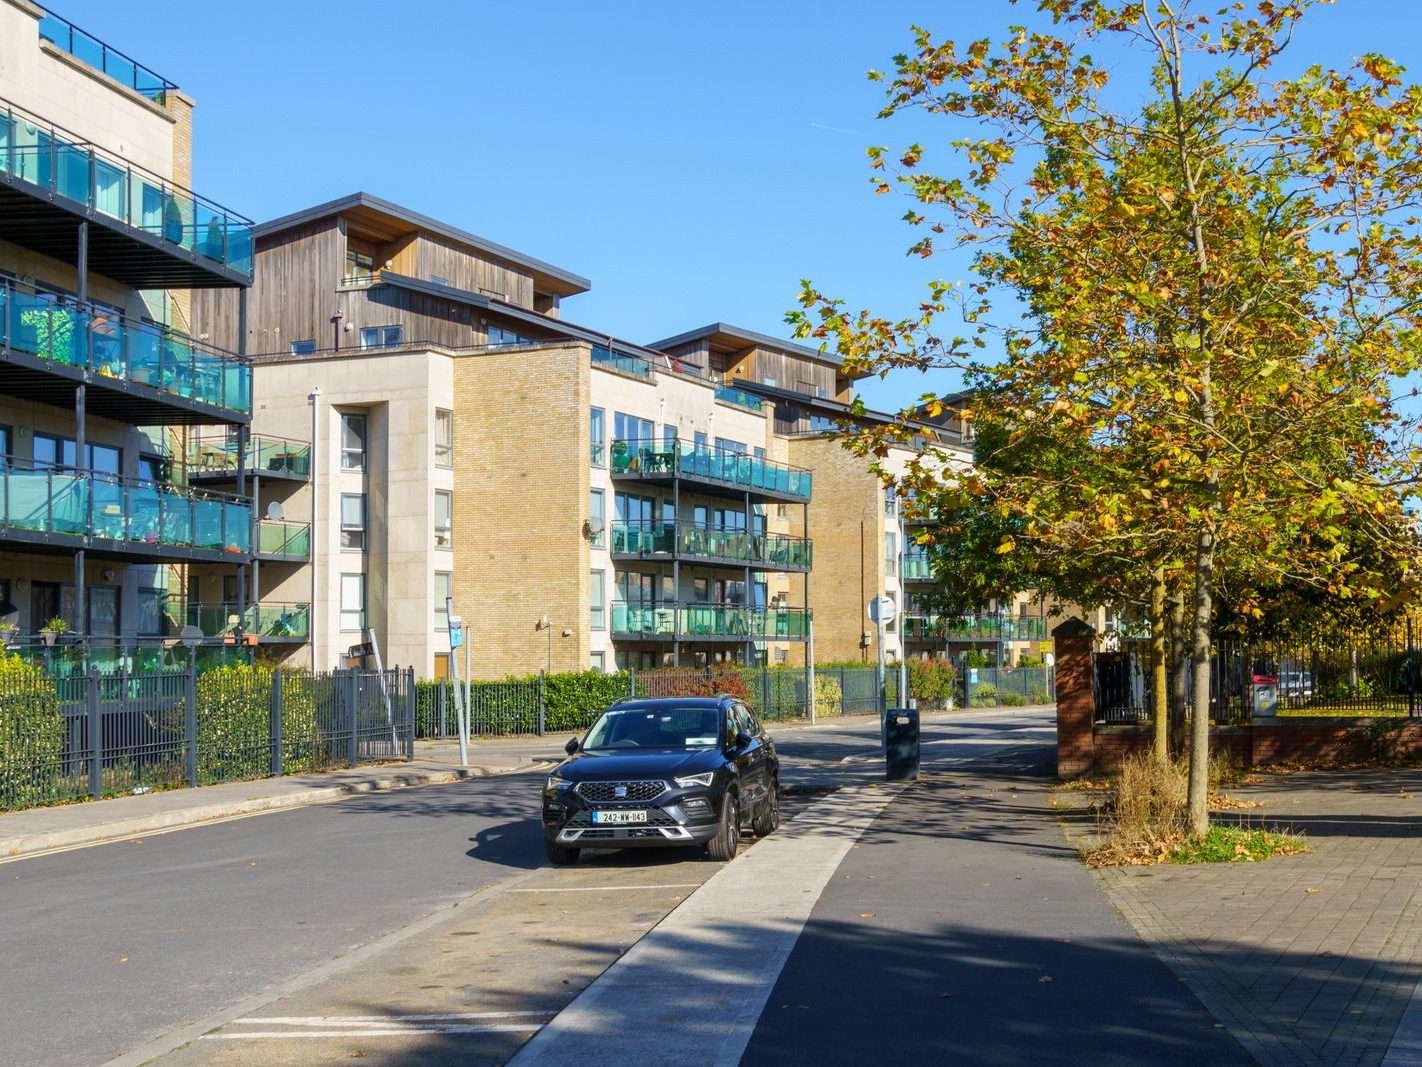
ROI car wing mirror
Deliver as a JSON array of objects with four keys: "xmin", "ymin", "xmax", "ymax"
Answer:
[
  {"xmin": 565, "ymin": 737, "xmax": 580, "ymax": 755},
  {"xmin": 735, "ymin": 730, "xmax": 753, "ymax": 750}
]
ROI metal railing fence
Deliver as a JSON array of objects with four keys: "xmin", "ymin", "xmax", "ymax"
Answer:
[{"xmin": 0, "ymin": 663, "xmax": 414, "ymax": 813}]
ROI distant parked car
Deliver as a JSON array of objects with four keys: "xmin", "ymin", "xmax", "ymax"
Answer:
[
  {"xmin": 1279, "ymin": 669, "xmax": 1314, "ymax": 700},
  {"xmin": 541, "ymin": 695, "xmax": 779, "ymax": 866}
]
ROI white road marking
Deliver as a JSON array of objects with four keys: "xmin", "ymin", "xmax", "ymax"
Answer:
[
  {"xmin": 508, "ymin": 884, "xmax": 701, "ymax": 893},
  {"xmin": 204, "ymin": 1025, "xmax": 543, "ymax": 1038},
  {"xmin": 245, "ymin": 1011, "xmax": 555, "ymax": 1024}
]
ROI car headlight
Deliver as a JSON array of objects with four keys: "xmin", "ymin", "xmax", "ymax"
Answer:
[
  {"xmin": 545, "ymin": 770, "xmax": 569, "ymax": 790},
  {"xmin": 674, "ymin": 772, "xmax": 716, "ymax": 788}
]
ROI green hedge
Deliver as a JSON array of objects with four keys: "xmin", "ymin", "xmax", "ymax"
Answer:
[
  {"xmin": 195, "ymin": 665, "xmax": 325, "ymax": 782},
  {"xmin": 0, "ymin": 654, "xmax": 65, "ymax": 807}
]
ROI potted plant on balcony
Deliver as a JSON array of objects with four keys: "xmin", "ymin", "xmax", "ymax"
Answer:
[
  {"xmin": 40, "ymin": 617, "xmax": 69, "ymax": 647},
  {"xmin": 610, "ymin": 438, "xmax": 630, "ymax": 470}
]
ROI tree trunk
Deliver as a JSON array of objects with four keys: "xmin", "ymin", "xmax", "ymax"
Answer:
[
  {"xmin": 1151, "ymin": 566, "xmax": 1168, "ymax": 763},
  {"xmin": 1169, "ymin": 588, "xmax": 1188, "ymax": 754},
  {"xmin": 1188, "ymin": 530, "xmax": 1216, "ymax": 837}
]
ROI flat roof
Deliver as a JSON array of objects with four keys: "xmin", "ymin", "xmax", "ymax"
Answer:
[
  {"xmin": 254, "ymin": 193, "xmax": 592, "ymax": 298},
  {"xmin": 648, "ymin": 322, "xmax": 850, "ymax": 369}
]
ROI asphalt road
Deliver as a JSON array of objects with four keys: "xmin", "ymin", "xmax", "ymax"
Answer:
[{"xmin": 0, "ymin": 708, "xmax": 1055, "ymax": 1066}]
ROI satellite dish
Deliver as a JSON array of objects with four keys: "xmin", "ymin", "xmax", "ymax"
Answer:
[
  {"xmin": 179, "ymin": 624, "xmax": 204, "ymax": 648},
  {"xmin": 265, "ymin": 500, "xmax": 285, "ymax": 521}
]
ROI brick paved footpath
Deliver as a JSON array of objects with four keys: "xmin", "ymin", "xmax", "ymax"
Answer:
[{"xmin": 1097, "ymin": 768, "xmax": 1422, "ymax": 1066}]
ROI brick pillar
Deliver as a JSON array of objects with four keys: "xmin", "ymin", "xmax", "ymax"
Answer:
[{"xmin": 1053, "ymin": 618, "xmax": 1096, "ymax": 777}]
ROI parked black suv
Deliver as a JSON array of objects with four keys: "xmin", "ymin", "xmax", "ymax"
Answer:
[{"xmin": 541, "ymin": 695, "xmax": 779, "ymax": 865}]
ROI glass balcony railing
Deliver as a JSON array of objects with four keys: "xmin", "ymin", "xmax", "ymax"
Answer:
[
  {"xmin": 0, "ymin": 462, "xmax": 250, "ymax": 554},
  {"xmin": 611, "ymin": 438, "xmax": 812, "ymax": 500},
  {"xmin": 610, "ymin": 601, "xmax": 811, "ymax": 640},
  {"xmin": 37, "ymin": 11, "xmax": 177, "ymax": 101},
  {"xmin": 188, "ymin": 432, "xmax": 310, "ymax": 477},
  {"xmin": 902, "ymin": 614, "xmax": 1049, "ymax": 642},
  {"xmin": 163, "ymin": 598, "xmax": 310, "ymax": 641},
  {"xmin": 0, "ymin": 277, "xmax": 252, "ymax": 415},
  {"xmin": 0, "ymin": 98, "xmax": 255, "ymax": 278},
  {"xmin": 609, "ymin": 522, "xmax": 812, "ymax": 569},
  {"xmin": 714, "ymin": 384, "xmax": 764, "ymax": 412},
  {"xmin": 591, "ymin": 346, "xmax": 653, "ymax": 378},
  {"xmin": 902, "ymin": 554, "xmax": 934, "ymax": 581},
  {"xmin": 256, "ymin": 519, "xmax": 310, "ymax": 559}
]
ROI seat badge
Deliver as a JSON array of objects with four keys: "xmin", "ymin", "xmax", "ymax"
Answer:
[{"xmin": 614, "ymin": 785, "xmax": 627, "ymax": 799}]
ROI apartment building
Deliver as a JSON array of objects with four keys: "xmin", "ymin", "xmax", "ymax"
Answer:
[
  {"xmin": 0, "ymin": 2, "xmax": 256, "ymax": 660},
  {"xmin": 192, "ymin": 198, "xmax": 895, "ymax": 677}
]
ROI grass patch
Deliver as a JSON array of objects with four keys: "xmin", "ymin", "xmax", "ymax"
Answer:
[{"xmin": 1169, "ymin": 825, "xmax": 1309, "ymax": 864}]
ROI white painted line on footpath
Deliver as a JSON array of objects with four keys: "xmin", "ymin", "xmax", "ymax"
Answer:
[{"xmin": 511, "ymin": 780, "xmax": 904, "ymax": 1067}]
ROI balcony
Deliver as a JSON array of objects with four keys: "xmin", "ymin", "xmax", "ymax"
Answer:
[
  {"xmin": 37, "ymin": 12, "xmax": 177, "ymax": 101},
  {"xmin": 611, "ymin": 601, "xmax": 811, "ymax": 642},
  {"xmin": 0, "ymin": 278, "xmax": 251, "ymax": 423},
  {"xmin": 0, "ymin": 98, "xmax": 254, "ymax": 287},
  {"xmin": 610, "ymin": 438, "xmax": 811, "ymax": 503},
  {"xmin": 902, "ymin": 614, "xmax": 1049, "ymax": 642},
  {"xmin": 255, "ymin": 519, "xmax": 310, "ymax": 561},
  {"xmin": 0, "ymin": 462, "xmax": 250, "ymax": 561},
  {"xmin": 902, "ymin": 554, "xmax": 934, "ymax": 581},
  {"xmin": 188, "ymin": 432, "xmax": 310, "ymax": 483},
  {"xmin": 713, "ymin": 384, "xmax": 764, "ymax": 412},
  {"xmin": 591, "ymin": 346, "xmax": 652, "ymax": 378},
  {"xmin": 609, "ymin": 522, "xmax": 811, "ymax": 572},
  {"xmin": 164, "ymin": 598, "xmax": 310, "ymax": 642}
]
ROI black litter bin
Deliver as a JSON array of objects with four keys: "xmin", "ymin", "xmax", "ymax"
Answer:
[{"xmin": 885, "ymin": 706, "xmax": 920, "ymax": 781}]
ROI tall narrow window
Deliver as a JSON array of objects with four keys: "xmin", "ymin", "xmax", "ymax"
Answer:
[
  {"xmin": 590, "ymin": 407, "xmax": 605, "ymax": 466},
  {"xmin": 885, "ymin": 531, "xmax": 897, "ymax": 575},
  {"xmin": 590, "ymin": 569, "xmax": 606, "ymax": 629},
  {"xmin": 589, "ymin": 489, "xmax": 605, "ymax": 548},
  {"xmin": 340, "ymin": 413, "xmax": 367, "ymax": 471},
  {"xmin": 340, "ymin": 493, "xmax": 366, "ymax": 550},
  {"xmin": 434, "ymin": 408, "xmax": 453, "ymax": 467},
  {"xmin": 340, "ymin": 573, "xmax": 366, "ymax": 631},
  {"xmin": 360, "ymin": 324, "xmax": 401, "ymax": 349},
  {"xmin": 435, "ymin": 490, "xmax": 453, "ymax": 548},
  {"xmin": 435, "ymin": 572, "xmax": 452, "ymax": 630}
]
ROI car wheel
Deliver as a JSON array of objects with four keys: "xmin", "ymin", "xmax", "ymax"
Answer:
[
  {"xmin": 705, "ymin": 791, "xmax": 740, "ymax": 861},
  {"xmin": 544, "ymin": 839, "xmax": 580, "ymax": 866},
  {"xmin": 752, "ymin": 777, "xmax": 780, "ymax": 838}
]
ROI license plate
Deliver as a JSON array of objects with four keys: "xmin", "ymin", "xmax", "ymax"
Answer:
[{"xmin": 592, "ymin": 809, "xmax": 648, "ymax": 825}]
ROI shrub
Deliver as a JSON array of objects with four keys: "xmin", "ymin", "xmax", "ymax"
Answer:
[
  {"xmin": 814, "ymin": 674, "xmax": 843, "ymax": 718},
  {"xmin": 971, "ymin": 682, "xmax": 998, "ymax": 707},
  {"xmin": 195, "ymin": 665, "xmax": 321, "ymax": 783},
  {"xmin": 542, "ymin": 670, "xmax": 630, "ymax": 733},
  {"xmin": 1001, "ymin": 692, "xmax": 1027, "ymax": 706},
  {"xmin": 907, "ymin": 658, "xmax": 958, "ymax": 707},
  {"xmin": 963, "ymin": 649, "xmax": 992, "ymax": 669},
  {"xmin": 1030, "ymin": 685, "xmax": 1050, "ymax": 704},
  {"xmin": 0, "ymin": 653, "xmax": 65, "ymax": 808},
  {"xmin": 1017, "ymin": 654, "xmax": 1044, "ymax": 669}
]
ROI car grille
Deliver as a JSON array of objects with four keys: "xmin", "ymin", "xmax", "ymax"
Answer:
[
  {"xmin": 575, "ymin": 780, "xmax": 667, "ymax": 803},
  {"xmin": 577, "ymin": 827, "xmax": 668, "ymax": 840},
  {"xmin": 565, "ymin": 808, "xmax": 678, "ymax": 828}
]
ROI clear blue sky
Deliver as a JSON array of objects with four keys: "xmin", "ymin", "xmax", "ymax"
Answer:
[{"xmin": 47, "ymin": 1, "xmax": 1422, "ymax": 413}]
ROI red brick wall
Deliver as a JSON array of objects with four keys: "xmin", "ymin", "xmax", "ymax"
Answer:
[{"xmin": 1054, "ymin": 626, "xmax": 1096, "ymax": 777}]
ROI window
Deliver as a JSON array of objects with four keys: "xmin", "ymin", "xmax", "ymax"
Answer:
[
  {"xmin": 488, "ymin": 323, "xmax": 530, "ymax": 346},
  {"xmin": 663, "ymin": 425, "xmax": 678, "ymax": 447},
  {"xmin": 340, "ymin": 493, "xmax": 366, "ymax": 550},
  {"xmin": 885, "ymin": 531, "xmax": 898, "ymax": 575},
  {"xmin": 435, "ymin": 490, "xmax": 453, "ymax": 548},
  {"xmin": 715, "ymin": 437, "xmax": 747, "ymax": 455},
  {"xmin": 590, "ymin": 569, "xmax": 606, "ymax": 629},
  {"xmin": 290, "ymin": 340, "xmax": 316, "ymax": 355},
  {"xmin": 30, "ymin": 582, "xmax": 62, "ymax": 633},
  {"xmin": 694, "ymin": 430, "xmax": 708, "ymax": 451},
  {"xmin": 763, "ymin": 376, "xmax": 777, "ymax": 387},
  {"xmin": 340, "ymin": 413, "xmax": 367, "ymax": 471},
  {"xmin": 590, "ymin": 407, "xmax": 605, "ymax": 466},
  {"xmin": 613, "ymin": 411, "xmax": 654, "ymax": 447},
  {"xmin": 590, "ymin": 651, "xmax": 606, "ymax": 673},
  {"xmin": 430, "ymin": 275, "xmax": 450, "ymax": 287},
  {"xmin": 0, "ymin": 425, "xmax": 10, "ymax": 460},
  {"xmin": 884, "ymin": 486, "xmax": 897, "ymax": 517},
  {"xmin": 435, "ymin": 572, "xmax": 451, "ymax": 630},
  {"xmin": 34, "ymin": 434, "xmax": 119, "ymax": 474},
  {"xmin": 360, "ymin": 324, "xmax": 402, "ymax": 349},
  {"xmin": 340, "ymin": 573, "xmax": 366, "ymax": 631},
  {"xmin": 345, "ymin": 247, "xmax": 375, "ymax": 284},
  {"xmin": 435, "ymin": 408, "xmax": 453, "ymax": 468},
  {"xmin": 589, "ymin": 489, "xmax": 605, "ymax": 548}
]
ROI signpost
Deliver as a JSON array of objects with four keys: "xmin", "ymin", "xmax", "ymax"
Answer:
[
  {"xmin": 448, "ymin": 604, "xmax": 468, "ymax": 766},
  {"xmin": 868, "ymin": 595, "xmax": 896, "ymax": 749}
]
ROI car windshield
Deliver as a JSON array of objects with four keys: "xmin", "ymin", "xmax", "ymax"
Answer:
[{"xmin": 583, "ymin": 707, "xmax": 723, "ymax": 751}]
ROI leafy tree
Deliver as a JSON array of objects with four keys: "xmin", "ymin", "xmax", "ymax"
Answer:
[{"xmin": 792, "ymin": 0, "xmax": 1422, "ymax": 834}]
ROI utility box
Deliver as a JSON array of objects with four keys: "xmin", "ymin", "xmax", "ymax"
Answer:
[
  {"xmin": 885, "ymin": 707, "xmax": 920, "ymax": 781},
  {"xmin": 1251, "ymin": 674, "xmax": 1279, "ymax": 718}
]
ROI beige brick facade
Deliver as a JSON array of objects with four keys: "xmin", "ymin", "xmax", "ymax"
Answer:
[{"xmin": 455, "ymin": 344, "xmax": 590, "ymax": 679}]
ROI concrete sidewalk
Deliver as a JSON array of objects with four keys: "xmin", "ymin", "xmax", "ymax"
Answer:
[{"xmin": 0, "ymin": 737, "xmax": 564, "ymax": 859}]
